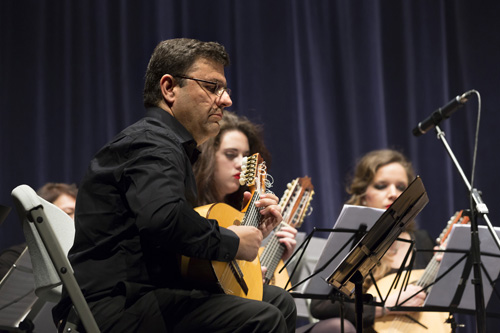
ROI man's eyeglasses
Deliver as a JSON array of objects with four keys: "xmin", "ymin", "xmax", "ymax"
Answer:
[{"xmin": 174, "ymin": 75, "xmax": 231, "ymax": 98}]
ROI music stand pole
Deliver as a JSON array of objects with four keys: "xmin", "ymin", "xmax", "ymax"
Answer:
[
  {"xmin": 434, "ymin": 125, "xmax": 500, "ymax": 251},
  {"xmin": 352, "ymin": 271, "xmax": 364, "ymax": 333},
  {"xmin": 434, "ymin": 124, "xmax": 497, "ymax": 333}
]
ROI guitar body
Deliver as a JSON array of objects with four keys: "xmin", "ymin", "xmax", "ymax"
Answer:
[
  {"xmin": 258, "ymin": 247, "xmax": 290, "ymax": 288},
  {"xmin": 369, "ymin": 270, "xmax": 450, "ymax": 333},
  {"xmin": 180, "ymin": 203, "xmax": 263, "ymax": 301}
]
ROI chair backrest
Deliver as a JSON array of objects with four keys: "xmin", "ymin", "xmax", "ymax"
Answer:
[
  {"xmin": 11, "ymin": 184, "xmax": 100, "ymax": 333},
  {"xmin": 12, "ymin": 185, "xmax": 75, "ymax": 302}
]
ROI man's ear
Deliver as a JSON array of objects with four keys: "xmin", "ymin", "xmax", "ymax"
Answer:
[{"xmin": 160, "ymin": 74, "xmax": 175, "ymax": 104}]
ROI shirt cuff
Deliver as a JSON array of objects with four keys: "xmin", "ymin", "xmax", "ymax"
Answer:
[{"xmin": 217, "ymin": 227, "xmax": 240, "ymax": 261}]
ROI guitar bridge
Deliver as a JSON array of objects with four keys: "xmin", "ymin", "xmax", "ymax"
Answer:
[{"xmin": 229, "ymin": 261, "xmax": 249, "ymax": 295}]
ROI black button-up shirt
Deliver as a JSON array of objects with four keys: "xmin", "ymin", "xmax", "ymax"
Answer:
[{"xmin": 63, "ymin": 107, "xmax": 239, "ymax": 307}]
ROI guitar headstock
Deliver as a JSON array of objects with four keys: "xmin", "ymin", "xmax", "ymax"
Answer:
[
  {"xmin": 240, "ymin": 153, "xmax": 267, "ymax": 195},
  {"xmin": 280, "ymin": 176, "xmax": 315, "ymax": 228},
  {"xmin": 436, "ymin": 210, "xmax": 470, "ymax": 245}
]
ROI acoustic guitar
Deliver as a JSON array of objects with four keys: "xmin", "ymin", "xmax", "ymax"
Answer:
[
  {"xmin": 180, "ymin": 153, "xmax": 268, "ymax": 301},
  {"xmin": 369, "ymin": 210, "xmax": 470, "ymax": 332},
  {"xmin": 259, "ymin": 176, "xmax": 315, "ymax": 287}
]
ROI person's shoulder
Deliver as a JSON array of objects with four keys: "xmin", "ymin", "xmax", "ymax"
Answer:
[{"xmin": 111, "ymin": 115, "xmax": 181, "ymax": 151}]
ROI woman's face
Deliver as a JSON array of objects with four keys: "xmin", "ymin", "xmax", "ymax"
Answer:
[
  {"xmin": 214, "ymin": 130, "xmax": 250, "ymax": 200},
  {"xmin": 363, "ymin": 162, "xmax": 408, "ymax": 209}
]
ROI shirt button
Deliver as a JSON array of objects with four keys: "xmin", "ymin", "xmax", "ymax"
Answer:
[{"xmin": 224, "ymin": 253, "xmax": 230, "ymax": 260}]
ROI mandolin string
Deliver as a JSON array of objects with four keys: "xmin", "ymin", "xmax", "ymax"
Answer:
[
  {"xmin": 262, "ymin": 186, "xmax": 312, "ymax": 276},
  {"xmin": 223, "ymin": 189, "xmax": 260, "ymax": 287}
]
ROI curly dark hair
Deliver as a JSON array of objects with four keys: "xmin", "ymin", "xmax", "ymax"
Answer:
[
  {"xmin": 193, "ymin": 111, "xmax": 271, "ymax": 209},
  {"xmin": 143, "ymin": 38, "xmax": 230, "ymax": 108}
]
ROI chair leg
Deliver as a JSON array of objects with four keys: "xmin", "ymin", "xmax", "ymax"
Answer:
[{"xmin": 59, "ymin": 306, "xmax": 83, "ymax": 333}]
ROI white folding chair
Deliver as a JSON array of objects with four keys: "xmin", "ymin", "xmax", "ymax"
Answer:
[{"xmin": 11, "ymin": 184, "xmax": 99, "ymax": 333}]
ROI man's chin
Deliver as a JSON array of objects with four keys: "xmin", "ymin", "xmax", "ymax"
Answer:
[{"xmin": 209, "ymin": 122, "xmax": 221, "ymax": 135}]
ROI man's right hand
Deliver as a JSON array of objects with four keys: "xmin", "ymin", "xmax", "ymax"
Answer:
[{"xmin": 227, "ymin": 225, "xmax": 262, "ymax": 261}]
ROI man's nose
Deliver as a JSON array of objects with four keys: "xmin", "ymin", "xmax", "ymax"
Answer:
[{"xmin": 217, "ymin": 90, "xmax": 232, "ymax": 108}]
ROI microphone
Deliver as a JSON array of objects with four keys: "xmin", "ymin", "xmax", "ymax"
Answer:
[{"xmin": 412, "ymin": 92, "xmax": 471, "ymax": 137}]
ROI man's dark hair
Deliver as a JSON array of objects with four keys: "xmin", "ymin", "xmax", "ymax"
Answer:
[{"xmin": 143, "ymin": 38, "xmax": 230, "ymax": 108}]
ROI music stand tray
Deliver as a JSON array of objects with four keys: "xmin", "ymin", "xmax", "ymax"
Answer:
[
  {"xmin": 327, "ymin": 176, "xmax": 429, "ymax": 298},
  {"xmin": 425, "ymin": 224, "xmax": 500, "ymax": 312}
]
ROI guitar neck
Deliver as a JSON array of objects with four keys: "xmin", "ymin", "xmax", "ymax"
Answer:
[
  {"xmin": 241, "ymin": 192, "xmax": 263, "ymax": 228},
  {"xmin": 415, "ymin": 254, "xmax": 440, "ymax": 288},
  {"xmin": 260, "ymin": 177, "xmax": 315, "ymax": 284},
  {"xmin": 261, "ymin": 223, "xmax": 286, "ymax": 283},
  {"xmin": 416, "ymin": 210, "xmax": 470, "ymax": 290}
]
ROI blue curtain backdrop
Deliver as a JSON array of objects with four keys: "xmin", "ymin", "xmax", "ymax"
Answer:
[{"xmin": 1, "ymin": 0, "xmax": 499, "ymax": 330}]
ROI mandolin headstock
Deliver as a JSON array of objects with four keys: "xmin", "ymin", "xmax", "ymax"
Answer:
[
  {"xmin": 279, "ymin": 176, "xmax": 315, "ymax": 228},
  {"xmin": 240, "ymin": 153, "xmax": 267, "ymax": 195}
]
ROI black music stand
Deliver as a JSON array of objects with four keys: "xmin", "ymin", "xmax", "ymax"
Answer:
[
  {"xmin": 326, "ymin": 176, "xmax": 429, "ymax": 332},
  {"xmin": 295, "ymin": 205, "xmax": 384, "ymax": 295},
  {"xmin": 284, "ymin": 205, "xmax": 385, "ymax": 332},
  {"xmin": 425, "ymin": 224, "xmax": 500, "ymax": 319},
  {"xmin": 432, "ymin": 113, "xmax": 500, "ymax": 332}
]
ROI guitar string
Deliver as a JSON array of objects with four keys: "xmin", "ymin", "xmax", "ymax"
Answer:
[
  {"xmin": 221, "ymin": 190, "xmax": 263, "ymax": 291},
  {"xmin": 260, "ymin": 184, "xmax": 302, "ymax": 266}
]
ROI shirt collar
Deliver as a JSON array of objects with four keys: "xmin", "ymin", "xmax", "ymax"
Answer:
[{"xmin": 145, "ymin": 107, "xmax": 201, "ymax": 164}]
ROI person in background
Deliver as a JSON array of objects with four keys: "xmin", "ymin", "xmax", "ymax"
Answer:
[
  {"xmin": 0, "ymin": 182, "xmax": 78, "ymax": 279},
  {"xmin": 37, "ymin": 182, "xmax": 78, "ymax": 219},
  {"xmin": 53, "ymin": 38, "xmax": 296, "ymax": 332},
  {"xmin": 304, "ymin": 149, "xmax": 435, "ymax": 332},
  {"xmin": 193, "ymin": 111, "xmax": 298, "ymax": 276}
]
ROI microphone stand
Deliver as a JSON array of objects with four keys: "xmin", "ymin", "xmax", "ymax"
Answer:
[{"xmin": 434, "ymin": 124, "xmax": 500, "ymax": 333}]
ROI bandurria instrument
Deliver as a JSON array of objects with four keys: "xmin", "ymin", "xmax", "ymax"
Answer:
[{"xmin": 260, "ymin": 176, "xmax": 314, "ymax": 287}]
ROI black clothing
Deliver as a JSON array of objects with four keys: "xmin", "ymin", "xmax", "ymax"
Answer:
[
  {"xmin": 309, "ymin": 229, "xmax": 435, "ymax": 328},
  {"xmin": 54, "ymin": 107, "xmax": 295, "ymax": 332},
  {"xmin": 87, "ymin": 284, "xmax": 296, "ymax": 332}
]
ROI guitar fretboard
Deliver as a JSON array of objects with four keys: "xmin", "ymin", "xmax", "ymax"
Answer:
[{"xmin": 241, "ymin": 192, "xmax": 264, "ymax": 228}]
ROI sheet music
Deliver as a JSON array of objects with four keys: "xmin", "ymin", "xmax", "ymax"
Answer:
[
  {"xmin": 301, "ymin": 205, "xmax": 384, "ymax": 296},
  {"xmin": 424, "ymin": 224, "xmax": 500, "ymax": 310}
]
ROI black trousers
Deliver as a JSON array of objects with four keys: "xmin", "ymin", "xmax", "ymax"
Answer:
[{"xmin": 88, "ymin": 285, "xmax": 297, "ymax": 333}]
